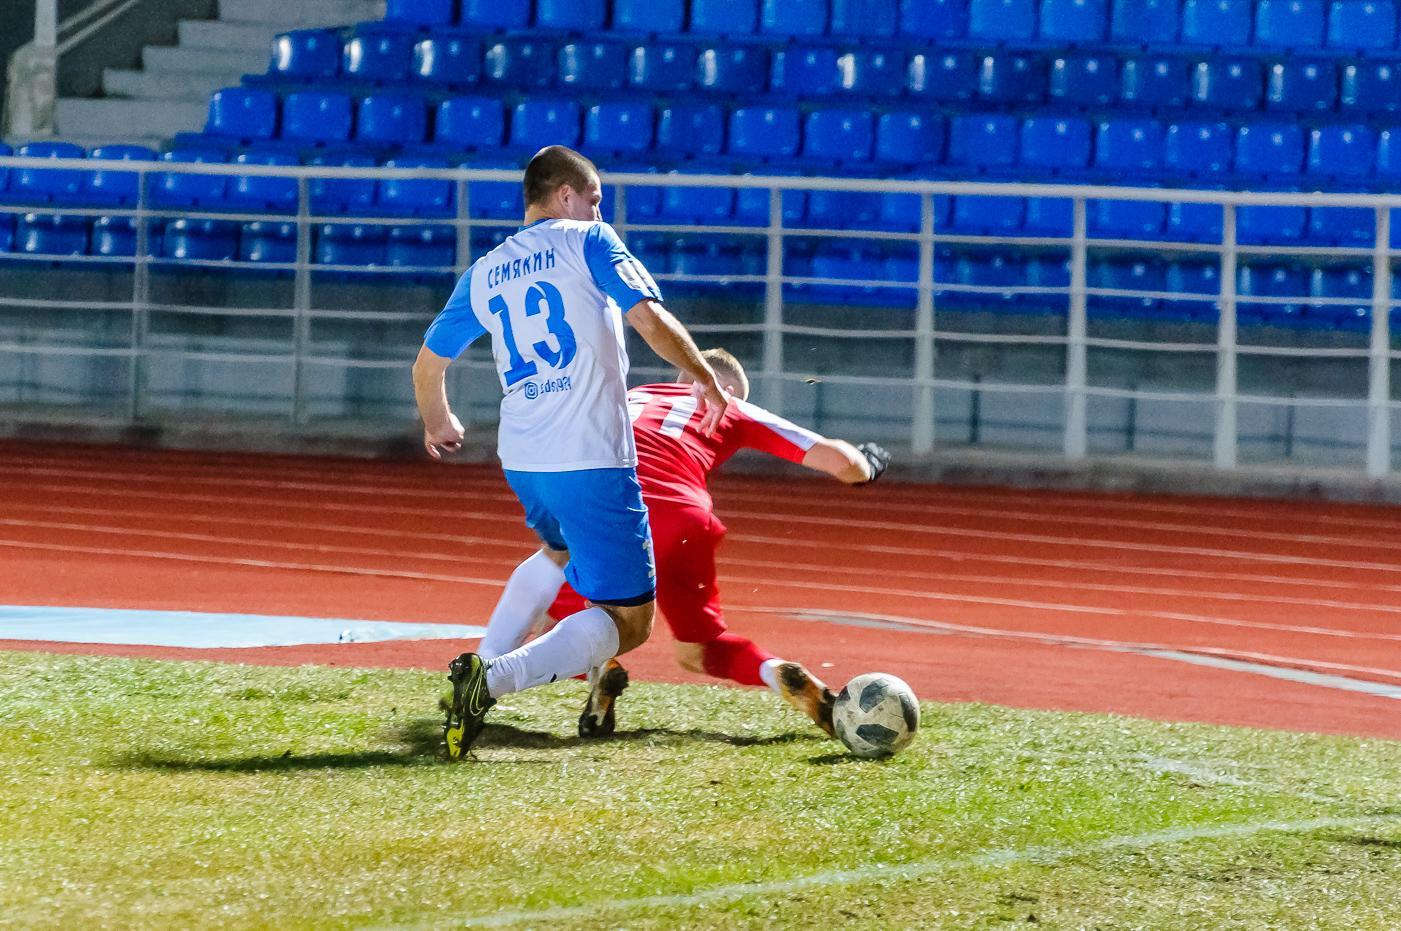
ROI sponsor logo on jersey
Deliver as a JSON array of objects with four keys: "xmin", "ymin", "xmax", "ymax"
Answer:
[{"xmin": 522, "ymin": 375, "xmax": 573, "ymax": 400}]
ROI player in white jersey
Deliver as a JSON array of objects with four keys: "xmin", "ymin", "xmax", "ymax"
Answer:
[{"xmin": 413, "ymin": 146, "xmax": 729, "ymax": 758}]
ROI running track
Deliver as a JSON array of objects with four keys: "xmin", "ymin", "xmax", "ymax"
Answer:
[{"xmin": 1, "ymin": 440, "xmax": 1398, "ymax": 739}]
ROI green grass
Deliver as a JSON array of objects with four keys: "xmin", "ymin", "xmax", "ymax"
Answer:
[{"xmin": 1, "ymin": 652, "xmax": 1399, "ymax": 929}]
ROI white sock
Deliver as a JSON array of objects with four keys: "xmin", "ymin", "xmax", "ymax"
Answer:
[
  {"xmin": 486, "ymin": 607, "xmax": 620, "ymax": 699},
  {"xmin": 478, "ymin": 550, "xmax": 567, "ymax": 660},
  {"xmin": 759, "ymin": 658, "xmax": 784, "ymax": 694}
]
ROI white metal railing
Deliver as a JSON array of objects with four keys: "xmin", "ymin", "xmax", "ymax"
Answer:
[{"xmin": 0, "ymin": 156, "xmax": 1397, "ymax": 476}]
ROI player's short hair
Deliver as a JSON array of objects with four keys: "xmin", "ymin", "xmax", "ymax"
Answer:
[
  {"xmin": 702, "ymin": 348, "xmax": 750, "ymax": 401},
  {"xmin": 523, "ymin": 146, "xmax": 599, "ymax": 207}
]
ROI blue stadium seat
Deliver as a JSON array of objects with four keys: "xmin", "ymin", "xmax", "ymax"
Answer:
[
  {"xmin": 387, "ymin": 225, "xmax": 456, "ymax": 270},
  {"xmin": 729, "ymin": 107, "xmax": 799, "ymax": 159},
  {"xmin": 282, "ymin": 91, "xmax": 352, "ymax": 143},
  {"xmin": 343, "ymin": 30, "xmax": 414, "ymax": 84},
  {"xmin": 465, "ymin": 156, "xmax": 524, "ymax": 219},
  {"xmin": 948, "ymin": 115, "xmax": 1019, "ymax": 170},
  {"xmin": 1340, "ymin": 61, "xmax": 1401, "ymax": 112},
  {"xmin": 161, "ymin": 218, "xmax": 238, "ymax": 262},
  {"xmin": 978, "ymin": 53, "xmax": 1047, "ymax": 105},
  {"xmin": 1165, "ymin": 201, "xmax": 1223, "ymax": 242},
  {"xmin": 1307, "ymin": 205, "xmax": 1374, "ymax": 245},
  {"xmin": 733, "ymin": 170, "xmax": 806, "ymax": 226},
  {"xmin": 1235, "ymin": 123, "xmax": 1305, "ymax": 176},
  {"xmin": 696, "ymin": 46, "xmax": 768, "ymax": 94},
  {"xmin": 1328, "ymin": 0, "xmax": 1397, "ymax": 48},
  {"xmin": 1020, "ymin": 117, "xmax": 1091, "ymax": 172},
  {"xmin": 803, "ymin": 109, "xmax": 874, "ymax": 163},
  {"xmin": 434, "ymin": 97, "xmax": 505, "ymax": 149},
  {"xmin": 836, "ymin": 51, "xmax": 904, "ymax": 97},
  {"xmin": 240, "ymin": 221, "xmax": 297, "ymax": 263},
  {"xmin": 761, "ymin": 0, "xmax": 828, "ymax": 35},
  {"xmin": 657, "ymin": 177, "xmax": 733, "ymax": 223},
  {"xmin": 1089, "ymin": 194, "xmax": 1166, "ymax": 239},
  {"xmin": 907, "ymin": 52, "xmax": 978, "ymax": 102},
  {"xmin": 1165, "ymin": 261, "xmax": 1221, "ymax": 318},
  {"xmin": 808, "ymin": 190, "xmax": 886, "ymax": 229},
  {"xmin": 537, "ymin": 0, "xmax": 606, "ymax": 30},
  {"xmin": 310, "ymin": 151, "xmax": 378, "ymax": 212},
  {"xmin": 1181, "ymin": 0, "xmax": 1252, "ymax": 45},
  {"xmin": 90, "ymin": 216, "xmax": 139, "ymax": 257},
  {"xmin": 356, "ymin": 93, "xmax": 427, "ymax": 145},
  {"xmin": 227, "ymin": 148, "xmax": 298, "ymax": 212},
  {"xmin": 152, "ymin": 147, "xmax": 226, "ymax": 208},
  {"xmin": 969, "ymin": 0, "xmax": 1037, "ymax": 40},
  {"xmin": 656, "ymin": 104, "xmax": 725, "ymax": 157},
  {"xmin": 875, "ymin": 112, "xmax": 944, "ymax": 164},
  {"xmin": 900, "ymin": 0, "xmax": 968, "ymax": 37},
  {"xmin": 1095, "ymin": 119, "xmax": 1164, "ymax": 175},
  {"xmin": 1308, "ymin": 265, "xmax": 1372, "ymax": 331},
  {"xmin": 558, "ymin": 41, "xmax": 626, "ymax": 91},
  {"xmin": 950, "ymin": 196, "xmax": 1026, "ymax": 234},
  {"xmin": 1040, "ymin": 0, "xmax": 1108, "ymax": 41},
  {"xmin": 378, "ymin": 155, "xmax": 453, "ymax": 217},
  {"xmin": 1308, "ymin": 125, "xmax": 1375, "ymax": 178},
  {"xmin": 1024, "ymin": 196, "xmax": 1073, "ymax": 234},
  {"xmin": 1237, "ymin": 263, "xmax": 1308, "ymax": 325},
  {"xmin": 1266, "ymin": 60, "xmax": 1337, "ymax": 112},
  {"xmin": 1378, "ymin": 129, "xmax": 1401, "ymax": 179},
  {"xmin": 1256, "ymin": 0, "xmax": 1326, "ymax": 47},
  {"xmin": 1088, "ymin": 258, "xmax": 1165, "ymax": 317},
  {"xmin": 316, "ymin": 224, "xmax": 386, "ymax": 267},
  {"xmin": 483, "ymin": 40, "xmax": 554, "ymax": 90},
  {"xmin": 1191, "ymin": 58, "xmax": 1263, "ymax": 111},
  {"xmin": 269, "ymin": 30, "xmax": 340, "ymax": 80},
  {"xmin": 613, "ymin": 0, "xmax": 685, "ymax": 31},
  {"xmin": 17, "ymin": 214, "xmax": 87, "ymax": 256},
  {"xmin": 629, "ymin": 44, "xmax": 695, "ymax": 92},
  {"xmin": 386, "ymin": 0, "xmax": 452, "ymax": 24},
  {"xmin": 460, "ymin": 0, "xmax": 530, "ymax": 28},
  {"xmin": 1111, "ymin": 0, "xmax": 1180, "ymax": 42},
  {"xmin": 1120, "ymin": 56, "xmax": 1189, "ymax": 108},
  {"xmin": 952, "ymin": 252, "xmax": 1023, "ymax": 309},
  {"xmin": 413, "ymin": 34, "xmax": 481, "ymax": 86},
  {"xmin": 690, "ymin": 0, "xmax": 759, "ymax": 32},
  {"xmin": 771, "ymin": 47, "xmax": 838, "ymax": 96},
  {"xmin": 871, "ymin": 190, "xmax": 926, "ymax": 232},
  {"xmin": 11, "ymin": 142, "xmax": 86, "ymax": 204},
  {"xmin": 1050, "ymin": 55, "xmax": 1116, "ymax": 108},
  {"xmin": 85, "ymin": 144, "xmax": 155, "ymax": 206},
  {"xmin": 1238, "ymin": 203, "xmax": 1308, "ymax": 244},
  {"xmin": 831, "ymin": 0, "xmax": 899, "ymax": 36},
  {"xmin": 1023, "ymin": 254, "xmax": 1070, "ymax": 310},
  {"xmin": 206, "ymin": 87, "xmax": 276, "ymax": 141},
  {"xmin": 1165, "ymin": 121, "xmax": 1232, "ymax": 176},
  {"xmin": 510, "ymin": 99, "xmax": 581, "ymax": 149},
  {"xmin": 585, "ymin": 102, "xmax": 654, "ymax": 154}
]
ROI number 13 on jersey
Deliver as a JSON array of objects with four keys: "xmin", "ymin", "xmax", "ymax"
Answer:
[{"xmin": 489, "ymin": 280, "xmax": 576, "ymax": 387}]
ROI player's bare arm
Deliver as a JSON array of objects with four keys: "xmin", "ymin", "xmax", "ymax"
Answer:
[
  {"xmin": 411, "ymin": 346, "xmax": 465, "ymax": 460},
  {"xmin": 625, "ymin": 299, "xmax": 730, "ymax": 435},
  {"xmin": 802, "ymin": 439, "xmax": 891, "ymax": 484}
]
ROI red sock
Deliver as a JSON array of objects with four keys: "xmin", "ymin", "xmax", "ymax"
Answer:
[{"xmin": 701, "ymin": 633, "xmax": 774, "ymax": 687}]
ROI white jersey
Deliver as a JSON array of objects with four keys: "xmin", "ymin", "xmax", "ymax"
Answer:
[{"xmin": 423, "ymin": 218, "xmax": 663, "ymax": 472}]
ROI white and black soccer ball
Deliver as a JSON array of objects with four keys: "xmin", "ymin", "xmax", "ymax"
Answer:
[{"xmin": 832, "ymin": 672, "xmax": 919, "ymax": 758}]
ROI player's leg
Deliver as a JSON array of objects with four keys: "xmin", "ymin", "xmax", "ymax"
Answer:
[{"xmin": 477, "ymin": 546, "xmax": 568, "ymax": 660}]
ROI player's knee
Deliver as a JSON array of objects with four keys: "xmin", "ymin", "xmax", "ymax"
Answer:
[
  {"xmin": 608, "ymin": 601, "xmax": 655, "ymax": 653},
  {"xmin": 674, "ymin": 641, "xmax": 705, "ymax": 674}
]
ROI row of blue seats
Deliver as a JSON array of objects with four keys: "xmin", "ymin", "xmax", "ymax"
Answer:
[
  {"xmin": 375, "ymin": 0, "xmax": 1401, "ymax": 52},
  {"xmin": 262, "ymin": 29, "xmax": 1401, "ymax": 118}
]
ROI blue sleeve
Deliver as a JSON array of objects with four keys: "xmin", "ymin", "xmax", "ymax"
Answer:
[
  {"xmin": 583, "ymin": 222, "xmax": 664, "ymax": 310},
  {"xmin": 423, "ymin": 264, "xmax": 487, "ymax": 359}
]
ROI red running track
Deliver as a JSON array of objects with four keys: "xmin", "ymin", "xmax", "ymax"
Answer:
[{"xmin": 1, "ymin": 440, "xmax": 1398, "ymax": 739}]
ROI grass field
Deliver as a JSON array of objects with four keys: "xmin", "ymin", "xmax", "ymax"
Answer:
[{"xmin": 2, "ymin": 652, "xmax": 1399, "ymax": 929}]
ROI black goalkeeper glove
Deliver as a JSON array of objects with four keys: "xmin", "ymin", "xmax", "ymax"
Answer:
[{"xmin": 855, "ymin": 442, "xmax": 890, "ymax": 484}]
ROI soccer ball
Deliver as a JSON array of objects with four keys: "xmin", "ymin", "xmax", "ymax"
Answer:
[{"xmin": 832, "ymin": 672, "xmax": 919, "ymax": 758}]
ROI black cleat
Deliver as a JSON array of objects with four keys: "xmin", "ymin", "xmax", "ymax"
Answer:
[
  {"xmin": 444, "ymin": 652, "xmax": 494, "ymax": 760},
  {"xmin": 777, "ymin": 662, "xmax": 837, "ymax": 739},
  {"xmin": 578, "ymin": 659, "xmax": 629, "ymax": 738}
]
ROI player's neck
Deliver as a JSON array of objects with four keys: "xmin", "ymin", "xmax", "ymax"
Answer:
[{"xmin": 522, "ymin": 206, "xmax": 558, "ymax": 225}]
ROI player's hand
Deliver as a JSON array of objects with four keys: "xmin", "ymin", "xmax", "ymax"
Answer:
[
  {"xmin": 856, "ymin": 442, "xmax": 890, "ymax": 484},
  {"xmin": 694, "ymin": 378, "xmax": 730, "ymax": 437},
  {"xmin": 424, "ymin": 413, "xmax": 465, "ymax": 460}
]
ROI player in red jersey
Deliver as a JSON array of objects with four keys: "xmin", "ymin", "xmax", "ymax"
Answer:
[{"xmin": 475, "ymin": 348, "xmax": 890, "ymax": 739}]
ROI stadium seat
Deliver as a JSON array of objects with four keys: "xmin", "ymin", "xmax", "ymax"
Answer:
[
  {"xmin": 316, "ymin": 223, "xmax": 386, "ymax": 267},
  {"xmin": 948, "ymin": 115, "xmax": 1019, "ymax": 170},
  {"xmin": 629, "ymin": 44, "xmax": 695, "ymax": 92},
  {"xmin": 378, "ymin": 155, "xmax": 453, "ymax": 217},
  {"xmin": 771, "ymin": 47, "xmax": 838, "ymax": 97},
  {"xmin": 1088, "ymin": 259, "xmax": 1165, "ymax": 317},
  {"xmin": 901, "ymin": 0, "xmax": 968, "ymax": 37},
  {"xmin": 657, "ymin": 177, "xmax": 733, "ymax": 223},
  {"xmin": 1020, "ymin": 117, "xmax": 1091, "ymax": 172},
  {"xmin": 1237, "ymin": 263, "xmax": 1308, "ymax": 325},
  {"xmin": 1307, "ymin": 205, "xmax": 1374, "ymax": 245},
  {"xmin": 803, "ymin": 109, "xmax": 874, "ymax": 163},
  {"xmin": 831, "ymin": 0, "xmax": 900, "ymax": 36},
  {"xmin": 90, "ymin": 216, "xmax": 137, "ymax": 257},
  {"xmin": 585, "ymin": 102, "xmax": 654, "ymax": 154},
  {"xmin": 537, "ymin": 0, "xmax": 606, "ymax": 30},
  {"xmin": 309, "ymin": 151, "xmax": 378, "ymax": 212},
  {"xmin": 969, "ymin": 0, "xmax": 1037, "ymax": 40},
  {"xmin": 386, "ymin": 0, "xmax": 452, "ymax": 24},
  {"xmin": 1307, "ymin": 125, "xmax": 1375, "ymax": 179},
  {"xmin": 1094, "ymin": 119, "xmax": 1163, "ymax": 175},
  {"xmin": 872, "ymin": 190, "xmax": 921, "ymax": 232},
  {"xmin": 1238, "ymin": 203, "xmax": 1308, "ymax": 243},
  {"xmin": 1050, "ymin": 55, "xmax": 1116, "ymax": 108},
  {"xmin": 1120, "ymin": 56, "xmax": 1189, "ymax": 109},
  {"xmin": 510, "ymin": 99, "xmax": 581, "ymax": 150},
  {"xmin": 1024, "ymin": 196, "xmax": 1073, "ymax": 235},
  {"xmin": 952, "ymin": 251, "xmax": 1023, "ymax": 308},
  {"xmin": 227, "ymin": 148, "xmax": 297, "ymax": 212},
  {"xmin": 1165, "ymin": 200, "xmax": 1224, "ymax": 242},
  {"xmin": 240, "ymin": 221, "xmax": 297, "ymax": 263},
  {"xmin": 387, "ymin": 225, "xmax": 456, "ymax": 270},
  {"xmin": 1181, "ymin": 0, "xmax": 1253, "ymax": 45},
  {"xmin": 907, "ymin": 52, "xmax": 978, "ymax": 102},
  {"xmin": 807, "ymin": 190, "xmax": 885, "ymax": 229},
  {"xmin": 85, "ymin": 144, "xmax": 156, "ymax": 206},
  {"xmin": 1265, "ymin": 60, "xmax": 1337, "ymax": 112},
  {"xmin": 152, "ymin": 147, "xmax": 226, "ymax": 208},
  {"xmin": 268, "ymin": 30, "xmax": 340, "ymax": 81},
  {"xmin": 613, "ymin": 0, "xmax": 685, "ymax": 32},
  {"xmin": 205, "ymin": 87, "xmax": 276, "ymax": 141},
  {"xmin": 281, "ymin": 91, "xmax": 351, "ymax": 144},
  {"xmin": 1165, "ymin": 121, "xmax": 1232, "ymax": 176},
  {"xmin": 732, "ymin": 170, "xmax": 806, "ymax": 226},
  {"xmin": 1377, "ymin": 129, "xmax": 1401, "ymax": 179},
  {"xmin": 690, "ymin": 0, "xmax": 759, "ymax": 33},
  {"xmin": 761, "ymin": 0, "xmax": 828, "ymax": 35},
  {"xmin": 356, "ymin": 93, "xmax": 427, "ymax": 145},
  {"xmin": 1309, "ymin": 265, "xmax": 1372, "ymax": 330},
  {"xmin": 979, "ymin": 53, "xmax": 1047, "ymax": 105},
  {"xmin": 459, "ymin": 0, "xmax": 530, "ymax": 28},
  {"xmin": 656, "ymin": 104, "xmax": 725, "ymax": 157},
  {"xmin": 696, "ymin": 46, "xmax": 768, "ymax": 94},
  {"xmin": 875, "ymin": 112, "xmax": 944, "ymax": 165},
  {"xmin": 1110, "ymin": 0, "xmax": 1180, "ymax": 42},
  {"xmin": 836, "ymin": 51, "xmax": 904, "ymax": 97},
  {"xmin": 482, "ymin": 40, "xmax": 554, "ymax": 90},
  {"xmin": 557, "ymin": 41, "xmax": 627, "ymax": 91},
  {"xmin": 343, "ymin": 30, "xmax": 414, "ymax": 84},
  {"xmin": 1191, "ymin": 58, "xmax": 1263, "ymax": 111},
  {"xmin": 17, "ymin": 213, "xmax": 88, "ymax": 256},
  {"xmin": 1328, "ymin": 0, "xmax": 1397, "ymax": 49},
  {"xmin": 1165, "ymin": 261, "xmax": 1221, "ymax": 317},
  {"xmin": 950, "ymin": 195, "xmax": 1026, "ymax": 234},
  {"xmin": 1235, "ymin": 123, "xmax": 1305, "ymax": 176},
  {"xmin": 1089, "ymin": 195, "xmax": 1166, "ymax": 239},
  {"xmin": 1340, "ymin": 61, "xmax": 1401, "ymax": 112},
  {"xmin": 161, "ymin": 218, "xmax": 238, "ymax": 262},
  {"xmin": 434, "ymin": 97, "xmax": 505, "ymax": 149},
  {"xmin": 465, "ymin": 156, "xmax": 524, "ymax": 219},
  {"xmin": 413, "ymin": 35, "xmax": 482, "ymax": 87},
  {"xmin": 1255, "ymin": 0, "xmax": 1326, "ymax": 48},
  {"xmin": 10, "ymin": 141, "xmax": 86, "ymax": 205},
  {"xmin": 1040, "ymin": 0, "xmax": 1108, "ymax": 41},
  {"xmin": 729, "ymin": 107, "xmax": 799, "ymax": 159}
]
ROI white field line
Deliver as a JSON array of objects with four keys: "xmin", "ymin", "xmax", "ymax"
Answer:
[{"xmin": 450, "ymin": 815, "xmax": 1396, "ymax": 928}]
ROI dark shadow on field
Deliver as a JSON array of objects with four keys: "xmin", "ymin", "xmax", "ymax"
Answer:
[
  {"xmin": 1328, "ymin": 834, "xmax": 1401, "ymax": 850},
  {"xmin": 480, "ymin": 721, "xmax": 819, "ymax": 749},
  {"xmin": 806, "ymin": 751, "xmax": 886, "ymax": 766}
]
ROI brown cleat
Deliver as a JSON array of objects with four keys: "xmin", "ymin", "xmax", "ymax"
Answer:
[
  {"xmin": 777, "ymin": 662, "xmax": 837, "ymax": 738},
  {"xmin": 578, "ymin": 658, "xmax": 629, "ymax": 738}
]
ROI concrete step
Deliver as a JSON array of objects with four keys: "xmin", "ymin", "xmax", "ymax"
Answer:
[
  {"xmin": 178, "ymin": 19, "xmax": 283, "ymax": 53},
  {"xmin": 218, "ymin": 0, "xmax": 384, "ymax": 28},
  {"xmin": 55, "ymin": 97, "xmax": 208, "ymax": 145},
  {"xmin": 103, "ymin": 67, "xmax": 247, "ymax": 102},
  {"xmin": 143, "ymin": 43, "xmax": 268, "ymax": 75}
]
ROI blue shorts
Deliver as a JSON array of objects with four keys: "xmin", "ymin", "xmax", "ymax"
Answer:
[{"xmin": 504, "ymin": 467, "xmax": 656, "ymax": 606}]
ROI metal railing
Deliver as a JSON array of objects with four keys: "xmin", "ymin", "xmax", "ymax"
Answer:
[{"xmin": 0, "ymin": 155, "xmax": 1398, "ymax": 476}]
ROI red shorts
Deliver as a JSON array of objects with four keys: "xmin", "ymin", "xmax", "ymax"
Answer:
[{"xmin": 548, "ymin": 502, "xmax": 728, "ymax": 643}]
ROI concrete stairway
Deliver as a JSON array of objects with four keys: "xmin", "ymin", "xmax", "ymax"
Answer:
[{"xmin": 53, "ymin": 0, "xmax": 385, "ymax": 149}]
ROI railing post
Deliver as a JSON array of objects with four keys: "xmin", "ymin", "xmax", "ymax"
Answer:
[
  {"xmin": 1064, "ymin": 197, "xmax": 1088, "ymax": 460},
  {"xmin": 454, "ymin": 176, "xmax": 471, "ymax": 269},
  {"xmin": 1215, "ymin": 202, "xmax": 1239, "ymax": 470},
  {"xmin": 291, "ymin": 175, "xmax": 311, "ymax": 427},
  {"xmin": 3, "ymin": 0, "xmax": 58, "ymax": 136},
  {"xmin": 1367, "ymin": 205, "xmax": 1392, "ymax": 478},
  {"xmin": 911, "ymin": 191, "xmax": 936, "ymax": 454},
  {"xmin": 128, "ymin": 168, "xmax": 150, "ymax": 423},
  {"xmin": 762, "ymin": 185, "xmax": 785, "ymax": 413}
]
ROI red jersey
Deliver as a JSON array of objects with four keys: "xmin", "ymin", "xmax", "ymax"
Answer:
[{"xmin": 627, "ymin": 382, "xmax": 822, "ymax": 510}]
